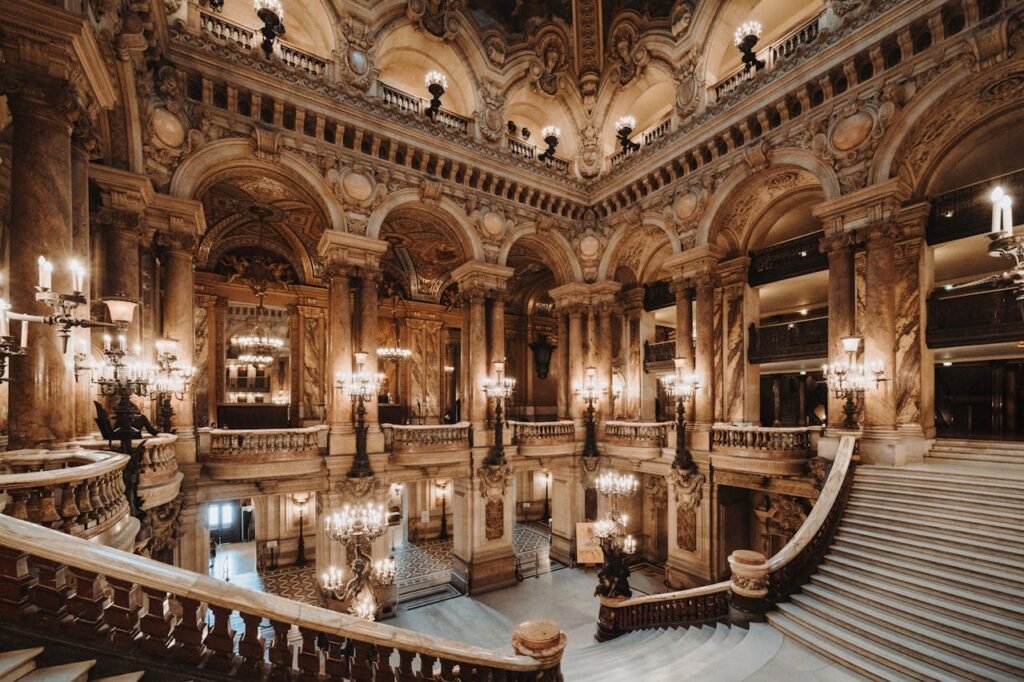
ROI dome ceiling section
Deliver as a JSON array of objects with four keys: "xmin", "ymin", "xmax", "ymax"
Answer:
[
  {"xmin": 506, "ymin": 242, "xmax": 556, "ymax": 314},
  {"xmin": 467, "ymin": 0, "xmax": 573, "ymax": 41},
  {"xmin": 380, "ymin": 207, "xmax": 468, "ymax": 303}
]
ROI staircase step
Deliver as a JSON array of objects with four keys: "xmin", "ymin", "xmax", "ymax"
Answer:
[
  {"xmin": 845, "ymin": 500, "xmax": 1024, "ymax": 538},
  {"xmin": 766, "ymin": 611, "xmax": 916, "ymax": 681},
  {"xmin": 0, "ymin": 648, "xmax": 42, "ymax": 682},
  {"xmin": 18, "ymin": 661, "xmax": 95, "ymax": 682},
  {"xmin": 851, "ymin": 479, "xmax": 1020, "ymax": 508},
  {"xmin": 830, "ymin": 540, "xmax": 1024, "ymax": 601},
  {"xmin": 632, "ymin": 626, "xmax": 721, "ymax": 678},
  {"xmin": 848, "ymin": 491, "xmax": 1024, "ymax": 524},
  {"xmin": 805, "ymin": 577, "xmax": 1024, "ymax": 656},
  {"xmin": 816, "ymin": 563, "xmax": 1024, "ymax": 637},
  {"xmin": 856, "ymin": 465, "xmax": 1024, "ymax": 490},
  {"xmin": 928, "ymin": 453, "xmax": 1024, "ymax": 465},
  {"xmin": 687, "ymin": 623, "xmax": 784, "ymax": 682},
  {"xmin": 933, "ymin": 438, "xmax": 1024, "ymax": 451},
  {"xmin": 843, "ymin": 508, "xmax": 1024, "ymax": 549},
  {"xmin": 92, "ymin": 675, "xmax": 145, "ymax": 682},
  {"xmin": 564, "ymin": 627, "xmax": 689, "ymax": 677},
  {"xmin": 679, "ymin": 625, "xmax": 748, "ymax": 680},
  {"xmin": 790, "ymin": 591, "xmax": 1024, "ymax": 677}
]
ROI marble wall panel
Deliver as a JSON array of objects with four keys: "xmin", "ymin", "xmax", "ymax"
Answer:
[
  {"xmin": 408, "ymin": 318, "xmax": 443, "ymax": 422},
  {"xmin": 303, "ymin": 314, "xmax": 324, "ymax": 422},
  {"xmin": 193, "ymin": 303, "xmax": 209, "ymax": 427},
  {"xmin": 723, "ymin": 286, "xmax": 746, "ymax": 422},
  {"xmin": 713, "ymin": 288, "xmax": 724, "ymax": 421},
  {"xmin": 895, "ymin": 240, "xmax": 923, "ymax": 427}
]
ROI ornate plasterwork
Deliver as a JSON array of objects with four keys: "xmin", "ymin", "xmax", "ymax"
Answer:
[
  {"xmin": 477, "ymin": 80, "xmax": 507, "ymax": 143},
  {"xmin": 407, "ymin": 0, "xmax": 462, "ymax": 40},
  {"xmin": 673, "ymin": 49, "xmax": 702, "ymax": 120},
  {"xmin": 338, "ymin": 17, "xmax": 377, "ymax": 92},
  {"xmin": 766, "ymin": 495, "xmax": 809, "ymax": 538},
  {"xmin": 337, "ymin": 476, "xmax": 385, "ymax": 501},
  {"xmin": 530, "ymin": 29, "xmax": 570, "ymax": 96},
  {"xmin": 478, "ymin": 464, "xmax": 512, "ymax": 540},
  {"xmin": 608, "ymin": 21, "xmax": 649, "ymax": 87},
  {"xmin": 140, "ymin": 63, "xmax": 201, "ymax": 190}
]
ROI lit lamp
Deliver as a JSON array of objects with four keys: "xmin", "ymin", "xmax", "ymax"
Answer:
[
  {"xmin": 542, "ymin": 471, "xmax": 551, "ymax": 522},
  {"xmin": 991, "ymin": 187, "xmax": 1014, "ymax": 236},
  {"xmin": 538, "ymin": 126, "xmax": 561, "ymax": 162},
  {"xmin": 734, "ymin": 21, "xmax": 766, "ymax": 73},
  {"xmin": 614, "ymin": 116, "xmax": 640, "ymax": 154},
  {"xmin": 254, "ymin": 0, "xmax": 285, "ymax": 58},
  {"xmin": 575, "ymin": 366, "xmax": 606, "ymax": 458},
  {"xmin": 336, "ymin": 351, "xmax": 380, "ymax": 478},
  {"xmin": 822, "ymin": 336, "xmax": 887, "ymax": 429},
  {"xmin": 482, "ymin": 360, "xmax": 516, "ymax": 466},
  {"xmin": 293, "ymin": 493, "xmax": 309, "ymax": 567},
  {"xmin": 593, "ymin": 470, "xmax": 639, "ymax": 599},
  {"xmin": 661, "ymin": 358, "xmax": 700, "ymax": 471},
  {"xmin": 436, "ymin": 479, "xmax": 450, "ymax": 541},
  {"xmin": 0, "ymin": 299, "xmax": 27, "ymax": 383},
  {"xmin": 425, "ymin": 71, "xmax": 448, "ymax": 119},
  {"xmin": 151, "ymin": 336, "xmax": 195, "ymax": 434}
]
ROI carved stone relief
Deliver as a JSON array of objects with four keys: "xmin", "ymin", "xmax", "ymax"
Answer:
[
  {"xmin": 407, "ymin": 0, "xmax": 461, "ymax": 40},
  {"xmin": 670, "ymin": 469, "xmax": 705, "ymax": 552},
  {"xmin": 478, "ymin": 465, "xmax": 512, "ymax": 540}
]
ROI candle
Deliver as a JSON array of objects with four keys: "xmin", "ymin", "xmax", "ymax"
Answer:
[
  {"xmin": 103, "ymin": 334, "xmax": 112, "ymax": 352},
  {"xmin": 20, "ymin": 319, "xmax": 28, "ymax": 349},
  {"xmin": 991, "ymin": 187, "xmax": 1004, "ymax": 233},
  {"xmin": 69, "ymin": 259, "xmax": 85, "ymax": 293},
  {"xmin": 1001, "ymin": 195, "xmax": 1013, "ymax": 235},
  {"xmin": 117, "ymin": 334, "xmax": 126, "ymax": 351},
  {"xmin": 0, "ymin": 298, "xmax": 9, "ymax": 337},
  {"xmin": 37, "ymin": 256, "xmax": 53, "ymax": 290}
]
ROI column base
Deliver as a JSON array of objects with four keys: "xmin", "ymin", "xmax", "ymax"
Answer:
[
  {"xmin": 689, "ymin": 422, "xmax": 712, "ymax": 451},
  {"xmin": 451, "ymin": 547, "xmax": 518, "ymax": 595},
  {"xmin": 859, "ymin": 427, "xmax": 928, "ymax": 466}
]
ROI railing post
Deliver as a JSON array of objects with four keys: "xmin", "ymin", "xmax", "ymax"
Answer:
[
  {"xmin": 0, "ymin": 545, "xmax": 35, "ymax": 620},
  {"xmin": 728, "ymin": 550, "xmax": 770, "ymax": 625},
  {"xmin": 67, "ymin": 566, "xmax": 109, "ymax": 640},
  {"xmin": 30, "ymin": 557, "xmax": 71, "ymax": 627},
  {"xmin": 511, "ymin": 619, "xmax": 566, "ymax": 676},
  {"xmin": 106, "ymin": 576, "xmax": 143, "ymax": 648}
]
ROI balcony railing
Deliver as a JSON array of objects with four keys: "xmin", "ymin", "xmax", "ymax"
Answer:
[
  {"xmin": 644, "ymin": 339, "xmax": 676, "ymax": 365},
  {"xmin": 604, "ymin": 421, "xmax": 672, "ymax": 448},
  {"xmin": 711, "ymin": 424, "xmax": 816, "ymax": 454},
  {"xmin": 0, "ymin": 448, "xmax": 132, "ymax": 543},
  {"xmin": 205, "ymin": 426, "xmax": 325, "ymax": 459},
  {"xmin": 610, "ymin": 115, "xmax": 672, "ymax": 168},
  {"xmin": 0, "ymin": 514, "xmax": 564, "ymax": 680},
  {"xmin": 377, "ymin": 81, "xmax": 471, "ymax": 135},
  {"xmin": 510, "ymin": 421, "xmax": 575, "ymax": 446},
  {"xmin": 926, "ymin": 285, "xmax": 1024, "ymax": 348},
  {"xmin": 198, "ymin": 10, "xmax": 327, "ymax": 76},
  {"xmin": 279, "ymin": 43, "xmax": 328, "ymax": 77},
  {"xmin": 387, "ymin": 422, "xmax": 472, "ymax": 454},
  {"xmin": 927, "ymin": 168, "xmax": 1024, "ymax": 244},
  {"xmin": 713, "ymin": 12, "xmax": 825, "ymax": 100},
  {"xmin": 748, "ymin": 231, "xmax": 827, "ymax": 286},
  {"xmin": 748, "ymin": 317, "xmax": 828, "ymax": 364}
]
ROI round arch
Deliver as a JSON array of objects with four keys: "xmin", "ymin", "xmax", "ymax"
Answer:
[
  {"xmin": 197, "ymin": 215, "xmax": 316, "ymax": 285},
  {"xmin": 498, "ymin": 224, "xmax": 583, "ymax": 285},
  {"xmin": 598, "ymin": 212, "xmax": 679, "ymax": 281},
  {"xmin": 365, "ymin": 189, "xmax": 485, "ymax": 262}
]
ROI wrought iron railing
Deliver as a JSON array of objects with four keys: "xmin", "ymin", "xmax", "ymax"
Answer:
[
  {"xmin": 747, "ymin": 317, "xmax": 828, "ymax": 363},
  {"xmin": 927, "ymin": 168, "xmax": 1024, "ymax": 244},
  {"xmin": 926, "ymin": 285, "xmax": 1024, "ymax": 347},
  {"xmin": 644, "ymin": 340, "xmax": 676, "ymax": 365},
  {"xmin": 748, "ymin": 231, "xmax": 827, "ymax": 286}
]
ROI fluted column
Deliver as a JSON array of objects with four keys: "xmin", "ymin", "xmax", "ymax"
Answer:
[
  {"xmin": 162, "ymin": 233, "xmax": 197, "ymax": 461},
  {"xmin": 693, "ymin": 273, "xmax": 716, "ymax": 426},
  {"xmin": 6, "ymin": 84, "xmax": 76, "ymax": 449},
  {"xmin": 863, "ymin": 224, "xmax": 898, "ymax": 431},
  {"xmin": 325, "ymin": 265, "xmax": 354, "ymax": 437},
  {"xmin": 357, "ymin": 272, "xmax": 380, "ymax": 429},
  {"xmin": 823, "ymin": 231, "xmax": 856, "ymax": 427},
  {"xmin": 556, "ymin": 311, "xmax": 569, "ymax": 419},
  {"xmin": 568, "ymin": 306, "xmax": 584, "ymax": 423}
]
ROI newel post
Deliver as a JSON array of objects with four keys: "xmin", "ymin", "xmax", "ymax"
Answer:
[
  {"xmin": 728, "ymin": 550, "xmax": 770, "ymax": 625},
  {"xmin": 512, "ymin": 619, "xmax": 567, "ymax": 680}
]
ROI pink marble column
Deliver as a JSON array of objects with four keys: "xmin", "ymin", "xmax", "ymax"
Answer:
[
  {"xmin": 326, "ymin": 267, "xmax": 353, "ymax": 434},
  {"xmin": 71, "ymin": 132, "xmax": 94, "ymax": 439},
  {"xmin": 863, "ymin": 226, "xmax": 898, "ymax": 430},
  {"xmin": 358, "ymin": 273, "xmax": 380, "ymax": 427},
  {"xmin": 97, "ymin": 210, "xmax": 143, "ymax": 346},
  {"xmin": 7, "ymin": 86, "xmax": 75, "ymax": 449},
  {"xmin": 568, "ymin": 306, "xmax": 584, "ymax": 423},
  {"xmin": 162, "ymin": 235, "xmax": 197, "ymax": 458},
  {"xmin": 487, "ymin": 295, "xmax": 506, "ymax": 366},
  {"xmin": 556, "ymin": 311, "xmax": 569, "ymax": 419},
  {"xmin": 824, "ymin": 232, "xmax": 856, "ymax": 427},
  {"xmin": 622, "ymin": 290, "xmax": 645, "ymax": 420},
  {"xmin": 693, "ymin": 273, "xmax": 716, "ymax": 425}
]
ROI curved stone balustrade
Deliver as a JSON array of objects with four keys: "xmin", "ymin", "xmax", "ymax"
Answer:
[
  {"xmin": 603, "ymin": 421, "xmax": 673, "ymax": 460},
  {"xmin": 710, "ymin": 424, "xmax": 821, "ymax": 476},
  {"xmin": 385, "ymin": 422, "xmax": 472, "ymax": 466},
  {"xmin": 0, "ymin": 514, "xmax": 564, "ymax": 680},
  {"xmin": 198, "ymin": 426, "xmax": 328, "ymax": 480},
  {"xmin": 510, "ymin": 421, "xmax": 576, "ymax": 457},
  {"xmin": 597, "ymin": 435, "xmax": 856, "ymax": 640},
  {"xmin": 0, "ymin": 448, "xmax": 138, "ymax": 552},
  {"xmin": 77, "ymin": 435, "xmax": 183, "ymax": 511}
]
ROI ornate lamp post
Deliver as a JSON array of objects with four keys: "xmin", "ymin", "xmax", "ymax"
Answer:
[
  {"xmin": 538, "ymin": 126, "xmax": 561, "ymax": 162},
  {"xmin": 593, "ymin": 470, "xmax": 639, "ymax": 599},
  {"xmin": 575, "ymin": 366, "xmax": 605, "ymax": 458},
  {"xmin": 436, "ymin": 479, "xmax": 450, "ymax": 541},
  {"xmin": 293, "ymin": 493, "xmax": 309, "ymax": 567},
  {"xmin": 614, "ymin": 116, "xmax": 640, "ymax": 154},
  {"xmin": 542, "ymin": 471, "xmax": 551, "ymax": 522},
  {"xmin": 321, "ymin": 502, "xmax": 396, "ymax": 621},
  {"xmin": 822, "ymin": 336, "xmax": 887, "ymax": 429},
  {"xmin": 482, "ymin": 360, "xmax": 516, "ymax": 466},
  {"xmin": 425, "ymin": 71, "xmax": 448, "ymax": 119},
  {"xmin": 336, "ymin": 351, "xmax": 380, "ymax": 478},
  {"xmin": 661, "ymin": 358, "xmax": 700, "ymax": 471},
  {"xmin": 152, "ymin": 336, "xmax": 195, "ymax": 434},
  {"xmin": 254, "ymin": 0, "xmax": 285, "ymax": 58},
  {"xmin": 734, "ymin": 21, "xmax": 766, "ymax": 73}
]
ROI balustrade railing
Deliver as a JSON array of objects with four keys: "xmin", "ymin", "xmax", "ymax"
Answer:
[
  {"xmin": 748, "ymin": 231, "xmax": 827, "ymax": 286},
  {"xmin": 203, "ymin": 426, "xmax": 325, "ymax": 460},
  {"xmin": 0, "ymin": 449, "xmax": 130, "ymax": 540},
  {"xmin": 711, "ymin": 423, "xmax": 816, "ymax": 454},
  {"xmin": 644, "ymin": 339, "xmax": 676, "ymax": 364},
  {"xmin": 199, "ymin": 10, "xmax": 254, "ymax": 49},
  {"xmin": 387, "ymin": 422, "xmax": 472, "ymax": 454},
  {"xmin": 376, "ymin": 81, "xmax": 471, "ymax": 134},
  {"xmin": 279, "ymin": 43, "xmax": 328, "ymax": 77},
  {"xmin": 610, "ymin": 115, "xmax": 673, "ymax": 168},
  {"xmin": 928, "ymin": 168, "xmax": 1024, "ymax": 244},
  {"xmin": 507, "ymin": 136, "xmax": 536, "ymax": 159},
  {"xmin": 510, "ymin": 421, "xmax": 575, "ymax": 446},
  {"xmin": 604, "ymin": 421, "xmax": 672, "ymax": 448},
  {"xmin": 748, "ymin": 317, "xmax": 828, "ymax": 364},
  {"xmin": 0, "ymin": 514, "xmax": 564, "ymax": 680},
  {"xmin": 598, "ymin": 435, "xmax": 856, "ymax": 640}
]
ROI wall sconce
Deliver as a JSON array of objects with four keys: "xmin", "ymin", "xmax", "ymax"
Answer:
[
  {"xmin": 615, "ymin": 116, "xmax": 640, "ymax": 153},
  {"xmin": 254, "ymin": 0, "xmax": 285, "ymax": 59},
  {"xmin": 538, "ymin": 126, "xmax": 561, "ymax": 162},
  {"xmin": 734, "ymin": 21, "xmax": 765, "ymax": 73},
  {"xmin": 425, "ymin": 71, "xmax": 448, "ymax": 119}
]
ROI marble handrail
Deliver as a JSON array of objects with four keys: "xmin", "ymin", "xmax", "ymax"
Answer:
[
  {"xmin": 597, "ymin": 435, "xmax": 856, "ymax": 638},
  {"xmin": 386, "ymin": 422, "xmax": 471, "ymax": 453},
  {"xmin": 711, "ymin": 423, "xmax": 818, "ymax": 454},
  {"xmin": 203, "ymin": 426, "xmax": 326, "ymax": 459},
  {"xmin": 0, "ymin": 514, "xmax": 563, "ymax": 678},
  {"xmin": 604, "ymin": 421, "xmax": 673, "ymax": 447},
  {"xmin": 0, "ymin": 448, "xmax": 131, "ymax": 538},
  {"xmin": 509, "ymin": 420, "xmax": 575, "ymax": 445}
]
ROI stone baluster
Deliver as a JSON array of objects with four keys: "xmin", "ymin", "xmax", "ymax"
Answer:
[
  {"xmin": 238, "ymin": 611, "xmax": 267, "ymax": 675},
  {"xmin": 269, "ymin": 619, "xmax": 294, "ymax": 678},
  {"xmin": 139, "ymin": 587, "xmax": 176, "ymax": 656},
  {"xmin": 206, "ymin": 604, "xmax": 237, "ymax": 671},
  {"xmin": 172, "ymin": 596, "xmax": 209, "ymax": 664}
]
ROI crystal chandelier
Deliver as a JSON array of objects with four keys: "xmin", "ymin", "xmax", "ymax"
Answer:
[
  {"xmin": 482, "ymin": 360, "xmax": 516, "ymax": 466},
  {"xmin": 661, "ymin": 358, "xmax": 701, "ymax": 471},
  {"xmin": 377, "ymin": 302, "xmax": 411, "ymax": 361},
  {"xmin": 822, "ymin": 336, "xmax": 887, "ymax": 429},
  {"xmin": 593, "ymin": 470, "xmax": 640, "ymax": 600},
  {"xmin": 321, "ymin": 502, "xmax": 395, "ymax": 621}
]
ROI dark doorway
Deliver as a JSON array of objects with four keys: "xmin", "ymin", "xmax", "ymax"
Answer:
[
  {"xmin": 935, "ymin": 360, "xmax": 1024, "ymax": 439},
  {"xmin": 759, "ymin": 372, "xmax": 828, "ymax": 427}
]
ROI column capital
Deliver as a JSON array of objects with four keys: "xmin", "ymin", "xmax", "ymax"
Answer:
[
  {"xmin": 716, "ymin": 256, "xmax": 750, "ymax": 288},
  {"xmin": 450, "ymin": 261, "xmax": 514, "ymax": 297},
  {"xmin": 812, "ymin": 178, "xmax": 911, "ymax": 233},
  {"xmin": 316, "ymin": 230, "xmax": 389, "ymax": 272},
  {"xmin": 549, "ymin": 280, "xmax": 622, "ymax": 310},
  {"xmin": 662, "ymin": 244, "xmax": 726, "ymax": 280},
  {"xmin": 620, "ymin": 286, "xmax": 646, "ymax": 313},
  {"xmin": 669, "ymin": 278, "xmax": 696, "ymax": 297},
  {"xmin": 819, "ymin": 229, "xmax": 858, "ymax": 255}
]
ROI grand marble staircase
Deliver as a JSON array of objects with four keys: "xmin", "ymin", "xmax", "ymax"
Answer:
[
  {"xmin": 768, "ymin": 463, "xmax": 1024, "ymax": 680},
  {"xmin": 926, "ymin": 438, "xmax": 1024, "ymax": 466},
  {"xmin": 0, "ymin": 648, "xmax": 143, "ymax": 682}
]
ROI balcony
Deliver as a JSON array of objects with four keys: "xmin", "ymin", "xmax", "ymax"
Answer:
[
  {"xmin": 603, "ymin": 421, "xmax": 672, "ymax": 460},
  {"xmin": 384, "ymin": 422, "xmax": 472, "ymax": 467},
  {"xmin": 748, "ymin": 231, "xmax": 827, "ymax": 287},
  {"xmin": 0, "ymin": 448, "xmax": 137, "ymax": 552},
  {"xmin": 198, "ymin": 426, "xmax": 327, "ymax": 480},
  {"xmin": 928, "ymin": 168, "xmax": 1024, "ymax": 245},
  {"xmin": 748, "ymin": 316, "xmax": 828, "ymax": 364},
  {"xmin": 926, "ymin": 285, "xmax": 1024, "ymax": 348},
  {"xmin": 510, "ymin": 421, "xmax": 576, "ymax": 457},
  {"xmin": 609, "ymin": 115, "xmax": 672, "ymax": 169},
  {"xmin": 644, "ymin": 340, "xmax": 676, "ymax": 366},
  {"xmin": 710, "ymin": 423, "xmax": 820, "ymax": 476},
  {"xmin": 199, "ymin": 10, "xmax": 328, "ymax": 77},
  {"xmin": 377, "ymin": 81, "xmax": 471, "ymax": 135},
  {"xmin": 76, "ymin": 434, "xmax": 183, "ymax": 513}
]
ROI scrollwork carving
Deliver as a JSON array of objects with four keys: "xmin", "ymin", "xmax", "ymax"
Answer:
[{"xmin": 407, "ymin": 0, "xmax": 461, "ymax": 40}]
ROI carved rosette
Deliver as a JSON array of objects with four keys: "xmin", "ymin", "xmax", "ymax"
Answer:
[{"xmin": 478, "ymin": 465, "xmax": 512, "ymax": 540}]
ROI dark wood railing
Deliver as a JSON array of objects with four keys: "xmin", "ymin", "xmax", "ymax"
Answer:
[
  {"xmin": 748, "ymin": 231, "xmax": 827, "ymax": 286},
  {"xmin": 926, "ymin": 285, "xmax": 1024, "ymax": 348},
  {"xmin": 644, "ymin": 340, "xmax": 676, "ymax": 364},
  {"xmin": 928, "ymin": 168, "xmax": 1024, "ymax": 245},
  {"xmin": 748, "ymin": 317, "xmax": 828, "ymax": 363}
]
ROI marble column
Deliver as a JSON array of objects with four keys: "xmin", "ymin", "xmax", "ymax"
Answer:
[
  {"xmin": 358, "ymin": 273, "xmax": 380, "ymax": 428},
  {"xmin": 451, "ymin": 468, "xmax": 517, "ymax": 595},
  {"xmin": 213, "ymin": 297, "xmax": 228, "ymax": 417},
  {"xmin": 693, "ymin": 273, "xmax": 716, "ymax": 426},
  {"xmin": 162, "ymin": 234, "xmax": 197, "ymax": 461},
  {"xmin": 568, "ymin": 306, "xmax": 584, "ymax": 423},
  {"xmin": 556, "ymin": 311, "xmax": 569, "ymax": 419},
  {"xmin": 6, "ymin": 84, "xmax": 76, "ymax": 449},
  {"xmin": 488, "ymin": 295, "xmax": 506, "ymax": 366},
  {"xmin": 462, "ymin": 291, "xmax": 488, "ymax": 429},
  {"xmin": 97, "ymin": 209, "xmax": 143, "ymax": 346},
  {"xmin": 71, "ymin": 130, "xmax": 94, "ymax": 440},
  {"xmin": 326, "ymin": 266, "xmax": 354, "ymax": 442},
  {"xmin": 823, "ymin": 232, "xmax": 856, "ymax": 427},
  {"xmin": 863, "ymin": 225, "xmax": 898, "ymax": 431},
  {"xmin": 893, "ymin": 229, "xmax": 933, "ymax": 444},
  {"xmin": 597, "ymin": 305, "xmax": 613, "ymax": 419},
  {"xmin": 622, "ymin": 289, "xmax": 645, "ymax": 420},
  {"xmin": 673, "ymin": 280, "xmax": 696, "ymax": 370},
  {"xmin": 718, "ymin": 259, "xmax": 759, "ymax": 423}
]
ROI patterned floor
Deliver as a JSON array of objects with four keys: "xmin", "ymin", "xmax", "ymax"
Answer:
[{"xmin": 221, "ymin": 523, "xmax": 554, "ymax": 606}]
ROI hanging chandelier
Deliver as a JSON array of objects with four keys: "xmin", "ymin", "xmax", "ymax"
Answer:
[
  {"xmin": 377, "ymin": 296, "xmax": 412, "ymax": 361},
  {"xmin": 228, "ymin": 207, "xmax": 286, "ymax": 367},
  {"xmin": 234, "ymin": 302, "xmax": 284, "ymax": 367}
]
